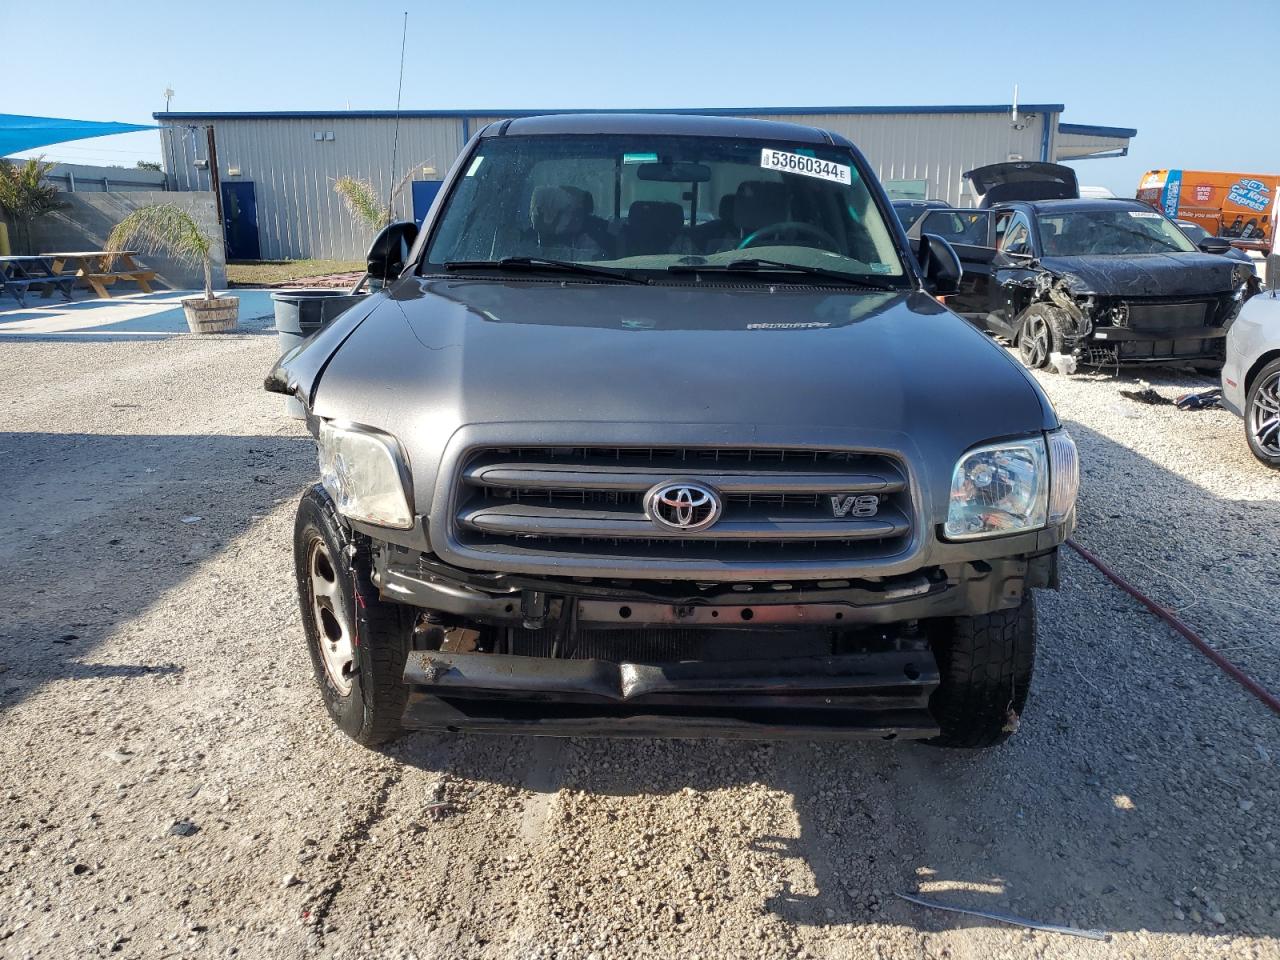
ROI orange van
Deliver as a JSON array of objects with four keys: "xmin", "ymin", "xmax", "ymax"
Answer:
[{"xmin": 1137, "ymin": 169, "xmax": 1280, "ymax": 252}]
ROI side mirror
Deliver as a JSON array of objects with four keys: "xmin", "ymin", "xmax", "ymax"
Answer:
[
  {"xmin": 366, "ymin": 220, "xmax": 420, "ymax": 283},
  {"xmin": 917, "ymin": 233, "xmax": 962, "ymax": 295},
  {"xmin": 1198, "ymin": 235, "xmax": 1233, "ymax": 255}
]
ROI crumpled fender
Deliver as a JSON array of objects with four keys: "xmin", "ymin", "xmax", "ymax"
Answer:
[{"xmin": 1033, "ymin": 271, "xmax": 1093, "ymax": 344}]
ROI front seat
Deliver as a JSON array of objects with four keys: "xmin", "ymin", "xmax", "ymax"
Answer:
[
  {"xmin": 693, "ymin": 194, "xmax": 738, "ymax": 253},
  {"xmin": 529, "ymin": 185, "xmax": 607, "ymax": 260},
  {"xmin": 562, "ymin": 186, "xmax": 615, "ymax": 257},
  {"xmin": 620, "ymin": 201, "xmax": 686, "ymax": 257}
]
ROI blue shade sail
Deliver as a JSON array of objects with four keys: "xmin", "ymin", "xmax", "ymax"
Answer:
[{"xmin": 0, "ymin": 114, "xmax": 157, "ymax": 156}]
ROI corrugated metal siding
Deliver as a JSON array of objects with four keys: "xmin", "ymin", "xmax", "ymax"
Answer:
[
  {"xmin": 764, "ymin": 111, "xmax": 1053, "ymax": 206},
  {"xmin": 162, "ymin": 116, "xmax": 463, "ymax": 259},
  {"xmin": 160, "ymin": 110, "xmax": 1055, "ymax": 258}
]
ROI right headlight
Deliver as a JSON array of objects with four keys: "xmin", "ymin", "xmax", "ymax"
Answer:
[
  {"xmin": 944, "ymin": 430, "xmax": 1078, "ymax": 541},
  {"xmin": 317, "ymin": 421, "xmax": 414, "ymax": 529}
]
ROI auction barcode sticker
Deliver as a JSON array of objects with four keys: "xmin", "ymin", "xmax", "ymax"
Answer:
[{"xmin": 761, "ymin": 149, "xmax": 851, "ymax": 185}]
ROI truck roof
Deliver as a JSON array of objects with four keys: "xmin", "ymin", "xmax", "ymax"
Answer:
[{"xmin": 488, "ymin": 112, "xmax": 840, "ymax": 145}]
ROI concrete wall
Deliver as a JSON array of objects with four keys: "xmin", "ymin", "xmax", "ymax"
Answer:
[
  {"xmin": 28, "ymin": 191, "xmax": 226, "ymax": 291},
  {"xmin": 44, "ymin": 162, "xmax": 167, "ymax": 193}
]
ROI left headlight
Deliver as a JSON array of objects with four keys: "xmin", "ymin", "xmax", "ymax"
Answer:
[
  {"xmin": 944, "ymin": 438, "xmax": 1048, "ymax": 540},
  {"xmin": 944, "ymin": 431, "xmax": 1078, "ymax": 541},
  {"xmin": 318, "ymin": 422, "xmax": 414, "ymax": 529}
]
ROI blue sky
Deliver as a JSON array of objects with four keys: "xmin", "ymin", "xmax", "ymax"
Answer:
[{"xmin": 8, "ymin": 0, "xmax": 1279, "ymax": 194}]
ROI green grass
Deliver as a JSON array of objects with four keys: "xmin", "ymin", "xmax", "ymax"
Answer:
[{"xmin": 226, "ymin": 259, "xmax": 364, "ymax": 286}]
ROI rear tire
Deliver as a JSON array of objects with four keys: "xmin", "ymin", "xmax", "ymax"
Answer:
[
  {"xmin": 294, "ymin": 485, "xmax": 415, "ymax": 747},
  {"xmin": 1245, "ymin": 359, "xmax": 1280, "ymax": 468},
  {"xmin": 927, "ymin": 595, "xmax": 1036, "ymax": 748}
]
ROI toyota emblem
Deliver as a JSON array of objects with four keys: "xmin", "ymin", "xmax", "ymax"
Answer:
[{"xmin": 644, "ymin": 481, "xmax": 722, "ymax": 533}]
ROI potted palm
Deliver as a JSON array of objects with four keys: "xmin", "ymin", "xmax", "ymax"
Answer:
[
  {"xmin": 107, "ymin": 203, "xmax": 238, "ymax": 333},
  {"xmin": 0, "ymin": 157, "xmax": 66, "ymax": 253}
]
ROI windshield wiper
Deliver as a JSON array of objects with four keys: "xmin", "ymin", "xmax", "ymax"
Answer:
[
  {"xmin": 443, "ymin": 257, "xmax": 650, "ymax": 285},
  {"xmin": 667, "ymin": 258, "xmax": 898, "ymax": 291}
]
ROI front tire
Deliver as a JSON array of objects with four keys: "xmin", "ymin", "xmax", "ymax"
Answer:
[
  {"xmin": 1016, "ymin": 304, "xmax": 1066, "ymax": 371},
  {"xmin": 294, "ymin": 485, "xmax": 415, "ymax": 747},
  {"xmin": 927, "ymin": 595, "xmax": 1036, "ymax": 748},
  {"xmin": 1245, "ymin": 359, "xmax": 1280, "ymax": 468}
]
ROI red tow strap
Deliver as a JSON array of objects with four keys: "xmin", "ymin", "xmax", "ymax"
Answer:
[{"xmin": 1067, "ymin": 538, "xmax": 1280, "ymax": 717}]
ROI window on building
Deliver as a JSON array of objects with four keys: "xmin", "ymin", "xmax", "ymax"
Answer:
[{"xmin": 884, "ymin": 179, "xmax": 929, "ymax": 200}]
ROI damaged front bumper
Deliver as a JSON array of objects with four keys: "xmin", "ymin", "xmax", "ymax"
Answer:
[
  {"xmin": 380, "ymin": 549, "xmax": 1058, "ymax": 739},
  {"xmin": 402, "ymin": 649, "xmax": 940, "ymax": 740},
  {"xmin": 373, "ymin": 548, "xmax": 1057, "ymax": 629}
]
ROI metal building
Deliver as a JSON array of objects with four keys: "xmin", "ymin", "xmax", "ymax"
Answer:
[{"xmin": 155, "ymin": 104, "xmax": 1136, "ymax": 261}]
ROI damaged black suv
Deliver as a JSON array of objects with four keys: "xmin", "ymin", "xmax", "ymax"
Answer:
[
  {"xmin": 911, "ymin": 169, "xmax": 1253, "ymax": 369},
  {"xmin": 267, "ymin": 114, "xmax": 1079, "ymax": 750}
]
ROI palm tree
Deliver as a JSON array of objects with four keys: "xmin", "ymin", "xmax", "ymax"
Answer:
[
  {"xmin": 0, "ymin": 157, "xmax": 65, "ymax": 253},
  {"xmin": 106, "ymin": 203, "xmax": 217, "ymax": 301}
]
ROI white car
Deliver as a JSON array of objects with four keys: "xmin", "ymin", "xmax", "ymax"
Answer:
[{"xmin": 1222, "ymin": 287, "xmax": 1280, "ymax": 466}]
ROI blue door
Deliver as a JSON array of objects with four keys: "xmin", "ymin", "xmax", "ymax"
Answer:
[
  {"xmin": 411, "ymin": 181, "xmax": 444, "ymax": 226},
  {"xmin": 220, "ymin": 181, "xmax": 261, "ymax": 260}
]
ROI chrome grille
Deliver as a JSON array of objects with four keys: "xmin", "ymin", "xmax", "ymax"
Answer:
[{"xmin": 451, "ymin": 447, "xmax": 912, "ymax": 566}]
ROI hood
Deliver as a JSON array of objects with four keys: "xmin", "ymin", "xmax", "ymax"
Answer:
[
  {"xmin": 965, "ymin": 162, "xmax": 1079, "ymax": 207},
  {"xmin": 296, "ymin": 277, "xmax": 1057, "ymax": 515},
  {"xmin": 1038, "ymin": 252, "xmax": 1243, "ymax": 297}
]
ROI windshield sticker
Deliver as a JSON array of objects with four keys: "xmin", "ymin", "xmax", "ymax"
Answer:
[
  {"xmin": 1128, "ymin": 210, "xmax": 1161, "ymax": 219},
  {"xmin": 466, "ymin": 156, "xmax": 484, "ymax": 176},
  {"xmin": 623, "ymin": 152, "xmax": 659, "ymax": 164},
  {"xmin": 760, "ymin": 149, "xmax": 851, "ymax": 185}
]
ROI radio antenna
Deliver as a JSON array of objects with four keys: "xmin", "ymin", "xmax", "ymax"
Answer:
[{"xmin": 386, "ymin": 10, "xmax": 409, "ymax": 225}]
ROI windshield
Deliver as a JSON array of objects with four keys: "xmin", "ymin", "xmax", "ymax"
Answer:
[
  {"xmin": 1177, "ymin": 221, "xmax": 1209, "ymax": 243},
  {"xmin": 423, "ymin": 133, "xmax": 908, "ymax": 283},
  {"xmin": 1038, "ymin": 209, "xmax": 1197, "ymax": 256},
  {"xmin": 893, "ymin": 202, "xmax": 930, "ymax": 231}
]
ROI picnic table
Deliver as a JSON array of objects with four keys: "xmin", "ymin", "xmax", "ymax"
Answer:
[
  {"xmin": 0, "ymin": 255, "xmax": 77, "ymax": 306},
  {"xmin": 45, "ymin": 250, "xmax": 161, "ymax": 299}
]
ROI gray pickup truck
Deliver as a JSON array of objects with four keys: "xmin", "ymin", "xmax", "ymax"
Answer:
[{"xmin": 267, "ymin": 113, "xmax": 1079, "ymax": 749}]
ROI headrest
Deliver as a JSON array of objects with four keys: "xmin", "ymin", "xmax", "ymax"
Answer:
[
  {"xmin": 627, "ymin": 200, "xmax": 683, "ymax": 235},
  {"xmin": 530, "ymin": 185, "xmax": 588, "ymax": 238},
  {"xmin": 718, "ymin": 194, "xmax": 736, "ymax": 225},
  {"xmin": 734, "ymin": 181, "xmax": 789, "ymax": 234},
  {"xmin": 563, "ymin": 185, "xmax": 595, "ymax": 216}
]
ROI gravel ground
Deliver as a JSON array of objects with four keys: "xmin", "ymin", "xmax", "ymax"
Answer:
[{"xmin": 1, "ymin": 330, "xmax": 1277, "ymax": 960}]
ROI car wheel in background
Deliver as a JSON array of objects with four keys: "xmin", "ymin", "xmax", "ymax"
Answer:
[
  {"xmin": 294, "ymin": 485, "xmax": 415, "ymax": 746},
  {"xmin": 926, "ymin": 595, "xmax": 1036, "ymax": 748},
  {"xmin": 1016, "ymin": 304, "xmax": 1066, "ymax": 371},
  {"xmin": 1245, "ymin": 358, "xmax": 1280, "ymax": 468}
]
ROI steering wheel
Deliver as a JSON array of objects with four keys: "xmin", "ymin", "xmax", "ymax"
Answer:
[{"xmin": 738, "ymin": 221, "xmax": 841, "ymax": 253}]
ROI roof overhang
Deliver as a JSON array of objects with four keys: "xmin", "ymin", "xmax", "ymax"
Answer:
[
  {"xmin": 153, "ymin": 103, "xmax": 1066, "ymax": 122},
  {"xmin": 1055, "ymin": 122, "xmax": 1137, "ymax": 161}
]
